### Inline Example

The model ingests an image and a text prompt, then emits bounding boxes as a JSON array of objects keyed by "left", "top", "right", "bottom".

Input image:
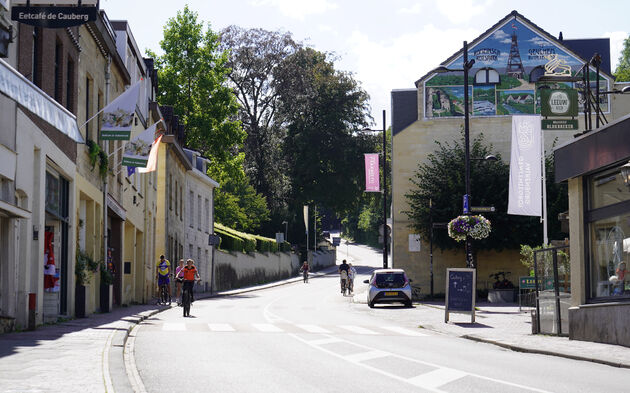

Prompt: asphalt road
[{"left": 131, "top": 244, "right": 630, "bottom": 393}]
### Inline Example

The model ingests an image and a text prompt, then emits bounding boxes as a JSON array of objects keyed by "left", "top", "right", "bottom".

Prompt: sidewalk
[
  {"left": 352, "top": 291, "right": 630, "bottom": 369},
  {"left": 0, "top": 269, "right": 337, "bottom": 393}
]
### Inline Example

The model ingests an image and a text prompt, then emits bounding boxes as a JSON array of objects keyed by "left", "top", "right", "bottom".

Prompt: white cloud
[
  {"left": 398, "top": 3, "right": 423, "bottom": 15},
  {"left": 436, "top": 0, "right": 495, "bottom": 25},
  {"left": 528, "top": 37, "right": 550, "bottom": 47},
  {"left": 249, "top": 0, "right": 338, "bottom": 20},
  {"left": 345, "top": 25, "right": 479, "bottom": 126},
  {"left": 606, "top": 30, "right": 628, "bottom": 72}
]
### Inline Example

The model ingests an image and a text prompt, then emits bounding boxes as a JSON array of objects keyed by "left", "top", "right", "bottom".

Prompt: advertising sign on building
[
  {"left": 364, "top": 153, "right": 380, "bottom": 192},
  {"left": 122, "top": 120, "right": 165, "bottom": 167},
  {"left": 424, "top": 17, "right": 610, "bottom": 119},
  {"left": 100, "top": 81, "right": 141, "bottom": 140},
  {"left": 508, "top": 115, "right": 542, "bottom": 217},
  {"left": 541, "top": 89, "right": 578, "bottom": 117}
]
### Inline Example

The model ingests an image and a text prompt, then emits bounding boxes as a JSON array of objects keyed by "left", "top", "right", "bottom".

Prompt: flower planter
[
  {"left": 75, "top": 284, "right": 86, "bottom": 318},
  {"left": 0, "top": 316, "right": 15, "bottom": 334},
  {"left": 100, "top": 283, "right": 113, "bottom": 313},
  {"left": 448, "top": 215, "right": 491, "bottom": 242}
]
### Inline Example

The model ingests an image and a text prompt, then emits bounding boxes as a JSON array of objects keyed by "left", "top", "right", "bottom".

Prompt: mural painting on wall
[{"left": 424, "top": 18, "right": 609, "bottom": 118}]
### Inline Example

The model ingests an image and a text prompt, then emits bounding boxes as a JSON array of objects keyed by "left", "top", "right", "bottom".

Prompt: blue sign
[
  {"left": 332, "top": 237, "right": 341, "bottom": 246},
  {"left": 462, "top": 194, "right": 470, "bottom": 214}
]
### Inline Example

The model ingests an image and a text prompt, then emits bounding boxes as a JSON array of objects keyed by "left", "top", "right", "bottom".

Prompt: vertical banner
[
  {"left": 508, "top": 115, "right": 542, "bottom": 216},
  {"left": 138, "top": 135, "right": 163, "bottom": 174},
  {"left": 122, "top": 120, "right": 165, "bottom": 167},
  {"left": 100, "top": 81, "right": 141, "bottom": 140},
  {"left": 303, "top": 206, "right": 309, "bottom": 234},
  {"left": 364, "top": 153, "right": 380, "bottom": 192}
]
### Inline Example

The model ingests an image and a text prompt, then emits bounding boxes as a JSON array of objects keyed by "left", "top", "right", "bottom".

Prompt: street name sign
[{"left": 470, "top": 206, "right": 495, "bottom": 213}]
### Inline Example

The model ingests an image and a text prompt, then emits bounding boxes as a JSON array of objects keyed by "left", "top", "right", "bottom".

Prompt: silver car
[{"left": 363, "top": 269, "right": 413, "bottom": 308}]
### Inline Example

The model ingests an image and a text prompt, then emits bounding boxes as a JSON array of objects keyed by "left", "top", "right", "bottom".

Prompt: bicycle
[
  {"left": 411, "top": 284, "right": 422, "bottom": 301},
  {"left": 181, "top": 280, "right": 200, "bottom": 317},
  {"left": 158, "top": 281, "right": 171, "bottom": 306},
  {"left": 301, "top": 269, "right": 309, "bottom": 283},
  {"left": 490, "top": 271, "right": 514, "bottom": 289},
  {"left": 340, "top": 278, "right": 348, "bottom": 296}
]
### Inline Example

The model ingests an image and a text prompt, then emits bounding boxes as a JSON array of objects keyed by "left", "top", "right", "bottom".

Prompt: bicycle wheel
[{"left": 182, "top": 290, "right": 190, "bottom": 317}]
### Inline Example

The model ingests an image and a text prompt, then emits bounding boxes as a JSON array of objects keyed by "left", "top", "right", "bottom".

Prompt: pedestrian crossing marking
[
  {"left": 162, "top": 323, "right": 186, "bottom": 331},
  {"left": 207, "top": 323, "right": 236, "bottom": 332},
  {"left": 252, "top": 323, "right": 284, "bottom": 333},
  {"left": 407, "top": 368, "right": 467, "bottom": 389},
  {"left": 339, "top": 325, "right": 378, "bottom": 335},
  {"left": 381, "top": 326, "right": 427, "bottom": 337},
  {"left": 296, "top": 324, "right": 331, "bottom": 334},
  {"left": 309, "top": 337, "right": 343, "bottom": 345},
  {"left": 344, "top": 350, "right": 389, "bottom": 363}
]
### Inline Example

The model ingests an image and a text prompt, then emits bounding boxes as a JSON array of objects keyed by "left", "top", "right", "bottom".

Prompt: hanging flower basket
[{"left": 448, "top": 215, "right": 491, "bottom": 242}]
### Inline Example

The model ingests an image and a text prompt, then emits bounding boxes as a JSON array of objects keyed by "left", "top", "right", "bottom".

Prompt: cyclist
[
  {"left": 182, "top": 258, "right": 200, "bottom": 303},
  {"left": 174, "top": 259, "right": 185, "bottom": 304},
  {"left": 347, "top": 263, "right": 357, "bottom": 294},
  {"left": 339, "top": 259, "right": 350, "bottom": 294},
  {"left": 300, "top": 260, "right": 310, "bottom": 283},
  {"left": 156, "top": 255, "right": 171, "bottom": 303}
]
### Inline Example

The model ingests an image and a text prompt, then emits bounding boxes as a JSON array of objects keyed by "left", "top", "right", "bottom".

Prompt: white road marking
[
  {"left": 207, "top": 323, "right": 236, "bottom": 332},
  {"left": 162, "top": 323, "right": 186, "bottom": 331},
  {"left": 339, "top": 325, "right": 378, "bottom": 335},
  {"left": 309, "top": 337, "right": 343, "bottom": 345},
  {"left": 381, "top": 326, "right": 427, "bottom": 336},
  {"left": 252, "top": 323, "right": 284, "bottom": 332},
  {"left": 344, "top": 350, "right": 389, "bottom": 363},
  {"left": 296, "top": 324, "right": 331, "bottom": 334},
  {"left": 407, "top": 368, "right": 467, "bottom": 389}
]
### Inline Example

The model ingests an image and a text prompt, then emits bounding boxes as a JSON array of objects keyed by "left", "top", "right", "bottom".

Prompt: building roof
[
  {"left": 561, "top": 38, "right": 611, "bottom": 76},
  {"left": 391, "top": 89, "right": 418, "bottom": 136}
]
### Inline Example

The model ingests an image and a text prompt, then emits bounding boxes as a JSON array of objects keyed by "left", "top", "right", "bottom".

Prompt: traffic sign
[{"left": 470, "top": 206, "right": 496, "bottom": 213}]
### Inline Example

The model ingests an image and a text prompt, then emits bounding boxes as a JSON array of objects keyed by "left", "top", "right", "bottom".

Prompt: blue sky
[{"left": 101, "top": 0, "right": 629, "bottom": 128}]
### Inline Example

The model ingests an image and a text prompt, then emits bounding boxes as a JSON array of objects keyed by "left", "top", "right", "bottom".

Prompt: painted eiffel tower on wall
[{"left": 506, "top": 24, "right": 525, "bottom": 79}]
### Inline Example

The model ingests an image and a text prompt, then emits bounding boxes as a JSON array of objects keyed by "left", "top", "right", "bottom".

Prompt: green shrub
[{"left": 214, "top": 223, "right": 288, "bottom": 254}]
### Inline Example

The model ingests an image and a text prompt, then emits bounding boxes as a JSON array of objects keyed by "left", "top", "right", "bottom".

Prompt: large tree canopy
[
  {"left": 404, "top": 133, "right": 567, "bottom": 252},
  {"left": 148, "top": 6, "right": 268, "bottom": 230},
  {"left": 219, "top": 26, "right": 299, "bottom": 219},
  {"left": 615, "top": 35, "right": 630, "bottom": 82},
  {"left": 275, "top": 48, "right": 373, "bottom": 217}
]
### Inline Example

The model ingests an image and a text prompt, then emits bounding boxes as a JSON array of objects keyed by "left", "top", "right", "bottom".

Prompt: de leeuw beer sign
[
  {"left": 12, "top": 3, "right": 97, "bottom": 28},
  {"left": 541, "top": 88, "right": 578, "bottom": 130}
]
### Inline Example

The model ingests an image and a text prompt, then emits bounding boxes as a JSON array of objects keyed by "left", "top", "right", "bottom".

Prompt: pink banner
[{"left": 364, "top": 153, "right": 380, "bottom": 192}]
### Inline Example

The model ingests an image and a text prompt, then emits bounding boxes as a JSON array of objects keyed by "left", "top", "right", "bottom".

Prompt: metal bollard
[{"left": 28, "top": 293, "right": 37, "bottom": 330}]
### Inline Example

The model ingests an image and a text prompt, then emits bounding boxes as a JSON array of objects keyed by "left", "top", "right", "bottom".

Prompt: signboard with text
[
  {"left": 11, "top": 2, "right": 97, "bottom": 28},
  {"left": 445, "top": 268, "right": 476, "bottom": 323},
  {"left": 541, "top": 89, "right": 578, "bottom": 117}
]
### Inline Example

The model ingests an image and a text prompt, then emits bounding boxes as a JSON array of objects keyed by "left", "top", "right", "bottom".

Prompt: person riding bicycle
[
  {"left": 300, "top": 260, "right": 310, "bottom": 283},
  {"left": 156, "top": 255, "right": 171, "bottom": 302},
  {"left": 347, "top": 263, "right": 357, "bottom": 294},
  {"left": 182, "top": 258, "right": 200, "bottom": 303},
  {"left": 339, "top": 259, "right": 350, "bottom": 294},
  {"left": 174, "top": 259, "right": 185, "bottom": 304}
]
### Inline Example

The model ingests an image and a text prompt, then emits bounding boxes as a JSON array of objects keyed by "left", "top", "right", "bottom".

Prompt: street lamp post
[
  {"left": 433, "top": 41, "right": 476, "bottom": 268},
  {"left": 282, "top": 221, "right": 288, "bottom": 243}
]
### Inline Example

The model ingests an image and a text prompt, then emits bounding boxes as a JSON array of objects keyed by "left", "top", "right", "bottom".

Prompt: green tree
[
  {"left": 615, "top": 36, "right": 630, "bottom": 82},
  {"left": 403, "top": 133, "right": 567, "bottom": 252},
  {"left": 148, "top": 6, "right": 268, "bottom": 230},
  {"left": 275, "top": 48, "right": 373, "bottom": 223}
]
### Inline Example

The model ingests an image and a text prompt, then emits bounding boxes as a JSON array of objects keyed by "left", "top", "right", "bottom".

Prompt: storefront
[{"left": 555, "top": 113, "right": 630, "bottom": 346}]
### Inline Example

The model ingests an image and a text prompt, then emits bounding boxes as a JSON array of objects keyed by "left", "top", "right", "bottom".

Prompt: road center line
[
  {"left": 339, "top": 325, "right": 378, "bottom": 335},
  {"left": 407, "top": 368, "right": 467, "bottom": 389},
  {"left": 296, "top": 324, "right": 331, "bottom": 334}
]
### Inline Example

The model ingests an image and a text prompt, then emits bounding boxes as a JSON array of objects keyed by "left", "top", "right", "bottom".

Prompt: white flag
[
  {"left": 138, "top": 135, "right": 163, "bottom": 174},
  {"left": 508, "top": 115, "right": 542, "bottom": 217},
  {"left": 100, "top": 81, "right": 141, "bottom": 140}
]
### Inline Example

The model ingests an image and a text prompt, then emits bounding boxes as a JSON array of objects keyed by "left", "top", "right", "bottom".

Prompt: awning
[{"left": 0, "top": 58, "right": 84, "bottom": 143}]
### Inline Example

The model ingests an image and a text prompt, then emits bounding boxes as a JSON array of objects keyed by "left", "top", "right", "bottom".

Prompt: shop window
[{"left": 587, "top": 163, "right": 630, "bottom": 301}]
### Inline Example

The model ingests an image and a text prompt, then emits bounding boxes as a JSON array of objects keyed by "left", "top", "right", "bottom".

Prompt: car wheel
[
  {"left": 404, "top": 300, "right": 413, "bottom": 308},
  {"left": 368, "top": 300, "right": 375, "bottom": 308}
]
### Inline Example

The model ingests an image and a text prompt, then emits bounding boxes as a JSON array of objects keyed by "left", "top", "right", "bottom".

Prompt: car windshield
[{"left": 374, "top": 273, "right": 406, "bottom": 288}]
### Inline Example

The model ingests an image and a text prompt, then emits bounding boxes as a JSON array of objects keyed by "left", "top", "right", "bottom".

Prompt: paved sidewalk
[
  {"left": 0, "top": 268, "right": 337, "bottom": 393},
  {"left": 352, "top": 291, "right": 630, "bottom": 369}
]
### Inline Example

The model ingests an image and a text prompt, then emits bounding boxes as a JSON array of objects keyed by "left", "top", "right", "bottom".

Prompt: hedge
[{"left": 214, "top": 223, "right": 289, "bottom": 253}]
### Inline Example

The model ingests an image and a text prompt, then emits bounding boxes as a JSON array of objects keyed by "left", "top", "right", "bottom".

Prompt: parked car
[{"left": 363, "top": 269, "right": 412, "bottom": 308}]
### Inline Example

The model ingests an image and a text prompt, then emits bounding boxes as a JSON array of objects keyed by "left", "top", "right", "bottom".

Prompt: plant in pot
[
  {"left": 447, "top": 215, "right": 491, "bottom": 242},
  {"left": 99, "top": 262, "right": 114, "bottom": 312},
  {"left": 75, "top": 250, "right": 99, "bottom": 318}
]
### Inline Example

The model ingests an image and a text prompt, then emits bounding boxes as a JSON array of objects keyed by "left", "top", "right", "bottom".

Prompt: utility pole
[{"left": 382, "top": 110, "right": 388, "bottom": 269}]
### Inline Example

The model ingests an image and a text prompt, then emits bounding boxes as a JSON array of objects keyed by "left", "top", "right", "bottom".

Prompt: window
[
  {"left": 54, "top": 42, "right": 62, "bottom": 102},
  {"left": 586, "top": 163, "right": 630, "bottom": 301},
  {"left": 32, "top": 27, "right": 41, "bottom": 87},
  {"left": 180, "top": 185, "right": 183, "bottom": 219},
  {"left": 474, "top": 68, "right": 500, "bottom": 85},
  {"left": 188, "top": 244, "right": 193, "bottom": 260},
  {"left": 205, "top": 198, "right": 210, "bottom": 233},
  {"left": 197, "top": 195, "right": 201, "bottom": 230},
  {"left": 97, "top": 90, "right": 103, "bottom": 138},
  {"left": 85, "top": 76, "right": 92, "bottom": 139},
  {"left": 189, "top": 191, "right": 194, "bottom": 227},
  {"left": 169, "top": 175, "right": 173, "bottom": 210},
  {"left": 66, "top": 58, "right": 74, "bottom": 113},
  {"left": 175, "top": 181, "right": 178, "bottom": 216}
]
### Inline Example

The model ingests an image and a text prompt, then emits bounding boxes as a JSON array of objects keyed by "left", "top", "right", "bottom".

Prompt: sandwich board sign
[{"left": 445, "top": 268, "right": 476, "bottom": 323}]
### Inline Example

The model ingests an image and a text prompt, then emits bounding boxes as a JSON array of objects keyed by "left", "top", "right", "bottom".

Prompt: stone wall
[{"left": 569, "top": 303, "right": 630, "bottom": 347}]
